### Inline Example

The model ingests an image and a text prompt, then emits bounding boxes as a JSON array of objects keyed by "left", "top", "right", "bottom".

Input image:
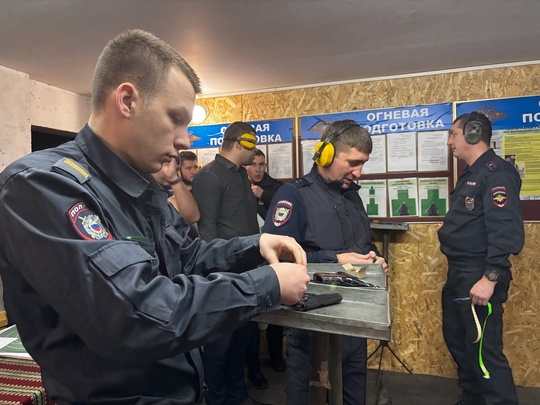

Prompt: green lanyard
[{"left": 471, "top": 301, "right": 493, "bottom": 379}]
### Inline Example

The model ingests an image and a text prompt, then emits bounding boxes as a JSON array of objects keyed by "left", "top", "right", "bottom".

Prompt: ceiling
[{"left": 1, "top": 0, "right": 540, "bottom": 98}]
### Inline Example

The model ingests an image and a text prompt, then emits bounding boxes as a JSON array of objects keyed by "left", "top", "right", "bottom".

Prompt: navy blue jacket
[
  {"left": 438, "top": 149, "right": 524, "bottom": 276},
  {"left": 0, "top": 125, "right": 281, "bottom": 404},
  {"left": 263, "top": 167, "right": 380, "bottom": 263}
]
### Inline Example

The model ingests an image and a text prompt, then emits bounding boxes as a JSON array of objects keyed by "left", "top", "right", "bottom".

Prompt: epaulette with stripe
[
  {"left": 485, "top": 161, "right": 498, "bottom": 172},
  {"left": 52, "top": 158, "right": 91, "bottom": 184}
]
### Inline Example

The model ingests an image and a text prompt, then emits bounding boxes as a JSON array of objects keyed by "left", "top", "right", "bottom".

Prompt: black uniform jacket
[
  {"left": 263, "top": 166, "right": 380, "bottom": 263},
  {"left": 253, "top": 172, "right": 284, "bottom": 219},
  {"left": 0, "top": 125, "right": 281, "bottom": 404},
  {"left": 438, "top": 149, "right": 524, "bottom": 275}
]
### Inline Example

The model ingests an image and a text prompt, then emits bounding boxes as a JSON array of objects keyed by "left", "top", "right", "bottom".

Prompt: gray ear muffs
[{"left": 463, "top": 112, "right": 483, "bottom": 144}]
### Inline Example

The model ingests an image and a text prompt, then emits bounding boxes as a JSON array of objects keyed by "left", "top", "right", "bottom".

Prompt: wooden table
[{"left": 254, "top": 263, "right": 391, "bottom": 405}]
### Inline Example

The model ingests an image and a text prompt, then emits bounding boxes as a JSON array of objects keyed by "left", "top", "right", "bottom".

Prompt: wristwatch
[{"left": 484, "top": 270, "right": 500, "bottom": 282}]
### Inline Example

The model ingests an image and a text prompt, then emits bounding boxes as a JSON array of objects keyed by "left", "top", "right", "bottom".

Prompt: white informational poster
[
  {"left": 358, "top": 179, "right": 387, "bottom": 218},
  {"left": 363, "top": 134, "right": 387, "bottom": 174},
  {"left": 302, "top": 139, "right": 319, "bottom": 176},
  {"left": 268, "top": 143, "right": 293, "bottom": 179},
  {"left": 388, "top": 178, "right": 418, "bottom": 217},
  {"left": 418, "top": 177, "right": 449, "bottom": 217},
  {"left": 387, "top": 132, "right": 417, "bottom": 172},
  {"left": 196, "top": 147, "right": 219, "bottom": 168},
  {"left": 417, "top": 131, "right": 449, "bottom": 172}
]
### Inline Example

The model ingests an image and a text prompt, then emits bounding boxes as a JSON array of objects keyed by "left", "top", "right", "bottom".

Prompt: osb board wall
[
  {"left": 197, "top": 64, "right": 540, "bottom": 387},
  {"left": 370, "top": 224, "right": 539, "bottom": 388}
]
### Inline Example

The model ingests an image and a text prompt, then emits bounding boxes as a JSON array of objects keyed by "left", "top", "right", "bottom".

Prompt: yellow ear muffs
[
  {"left": 313, "top": 141, "right": 336, "bottom": 167},
  {"left": 312, "top": 123, "right": 360, "bottom": 167},
  {"left": 237, "top": 133, "right": 257, "bottom": 150}
]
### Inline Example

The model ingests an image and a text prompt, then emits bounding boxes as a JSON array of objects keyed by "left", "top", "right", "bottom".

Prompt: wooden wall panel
[{"left": 199, "top": 64, "right": 540, "bottom": 387}]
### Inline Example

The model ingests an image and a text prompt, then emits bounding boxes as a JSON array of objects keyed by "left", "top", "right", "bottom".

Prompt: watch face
[{"left": 486, "top": 271, "right": 499, "bottom": 282}]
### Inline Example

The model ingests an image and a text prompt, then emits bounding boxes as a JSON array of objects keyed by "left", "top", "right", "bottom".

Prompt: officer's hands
[
  {"left": 336, "top": 251, "right": 389, "bottom": 274},
  {"left": 470, "top": 277, "right": 496, "bottom": 306},
  {"left": 270, "top": 262, "right": 309, "bottom": 305},
  {"left": 259, "top": 233, "right": 307, "bottom": 266}
]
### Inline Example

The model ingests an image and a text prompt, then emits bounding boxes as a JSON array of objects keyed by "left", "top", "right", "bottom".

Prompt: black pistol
[
  {"left": 313, "top": 271, "right": 379, "bottom": 288},
  {"left": 289, "top": 292, "right": 342, "bottom": 312}
]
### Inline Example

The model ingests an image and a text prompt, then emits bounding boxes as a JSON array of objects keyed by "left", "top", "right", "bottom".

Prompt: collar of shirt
[
  {"left": 311, "top": 166, "right": 360, "bottom": 193},
  {"left": 215, "top": 153, "right": 245, "bottom": 173},
  {"left": 465, "top": 148, "right": 497, "bottom": 175},
  {"left": 75, "top": 124, "right": 151, "bottom": 198}
]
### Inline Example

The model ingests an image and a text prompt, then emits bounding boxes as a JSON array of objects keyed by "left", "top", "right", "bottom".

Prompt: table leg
[
  {"left": 328, "top": 333, "right": 343, "bottom": 405},
  {"left": 309, "top": 332, "right": 344, "bottom": 405},
  {"left": 309, "top": 331, "right": 329, "bottom": 404}
]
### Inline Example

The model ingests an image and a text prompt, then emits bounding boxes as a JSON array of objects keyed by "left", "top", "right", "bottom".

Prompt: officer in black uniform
[
  {"left": 263, "top": 120, "right": 388, "bottom": 405},
  {"left": 438, "top": 112, "right": 524, "bottom": 405},
  {"left": 0, "top": 29, "right": 310, "bottom": 404}
]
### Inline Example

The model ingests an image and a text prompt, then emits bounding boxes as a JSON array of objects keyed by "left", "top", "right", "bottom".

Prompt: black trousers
[
  {"left": 442, "top": 268, "right": 517, "bottom": 405},
  {"left": 246, "top": 323, "right": 284, "bottom": 372},
  {"left": 203, "top": 322, "right": 255, "bottom": 405},
  {"left": 284, "top": 327, "right": 367, "bottom": 405}
]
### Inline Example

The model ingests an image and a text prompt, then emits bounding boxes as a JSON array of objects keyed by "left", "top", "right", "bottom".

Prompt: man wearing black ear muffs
[
  {"left": 263, "top": 119, "right": 388, "bottom": 405},
  {"left": 439, "top": 112, "right": 524, "bottom": 405}
]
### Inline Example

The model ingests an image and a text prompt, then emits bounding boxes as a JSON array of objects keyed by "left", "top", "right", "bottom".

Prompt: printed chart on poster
[
  {"left": 456, "top": 95, "right": 540, "bottom": 220},
  {"left": 358, "top": 180, "right": 388, "bottom": 218},
  {"left": 299, "top": 103, "right": 453, "bottom": 221}
]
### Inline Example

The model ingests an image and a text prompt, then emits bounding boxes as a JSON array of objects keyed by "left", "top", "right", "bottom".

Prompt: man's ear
[{"left": 116, "top": 83, "right": 138, "bottom": 118}]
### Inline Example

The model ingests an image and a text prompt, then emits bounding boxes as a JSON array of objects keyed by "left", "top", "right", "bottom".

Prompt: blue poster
[
  {"left": 456, "top": 95, "right": 540, "bottom": 130},
  {"left": 188, "top": 119, "right": 293, "bottom": 149},
  {"left": 300, "top": 103, "right": 452, "bottom": 140}
]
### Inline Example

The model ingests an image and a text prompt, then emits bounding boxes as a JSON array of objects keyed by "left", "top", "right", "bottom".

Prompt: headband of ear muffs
[
  {"left": 236, "top": 133, "right": 257, "bottom": 149},
  {"left": 463, "top": 112, "right": 484, "bottom": 144},
  {"left": 312, "top": 123, "right": 360, "bottom": 167}
]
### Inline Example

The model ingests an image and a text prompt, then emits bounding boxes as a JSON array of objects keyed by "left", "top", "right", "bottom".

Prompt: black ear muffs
[
  {"left": 463, "top": 112, "right": 484, "bottom": 144},
  {"left": 312, "top": 123, "right": 359, "bottom": 167},
  {"left": 237, "top": 133, "right": 257, "bottom": 149}
]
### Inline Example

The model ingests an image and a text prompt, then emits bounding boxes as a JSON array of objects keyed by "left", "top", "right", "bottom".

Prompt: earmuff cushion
[
  {"left": 236, "top": 134, "right": 257, "bottom": 149},
  {"left": 463, "top": 120, "right": 483, "bottom": 144},
  {"left": 312, "top": 123, "right": 360, "bottom": 167},
  {"left": 313, "top": 141, "right": 336, "bottom": 167},
  {"left": 237, "top": 133, "right": 257, "bottom": 149}
]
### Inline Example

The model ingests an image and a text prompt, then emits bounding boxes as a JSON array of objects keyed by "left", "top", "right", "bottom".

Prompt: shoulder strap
[
  {"left": 290, "top": 178, "right": 310, "bottom": 188},
  {"left": 52, "top": 158, "right": 91, "bottom": 184}
]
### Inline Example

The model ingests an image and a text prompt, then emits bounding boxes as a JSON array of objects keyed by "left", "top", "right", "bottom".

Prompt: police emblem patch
[
  {"left": 465, "top": 196, "right": 475, "bottom": 211},
  {"left": 491, "top": 186, "right": 508, "bottom": 208},
  {"left": 272, "top": 200, "right": 293, "bottom": 227},
  {"left": 68, "top": 202, "right": 113, "bottom": 240}
]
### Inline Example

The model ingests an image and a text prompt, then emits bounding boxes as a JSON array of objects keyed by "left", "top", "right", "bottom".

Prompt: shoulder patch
[
  {"left": 491, "top": 186, "right": 508, "bottom": 208},
  {"left": 272, "top": 200, "right": 293, "bottom": 227},
  {"left": 68, "top": 202, "right": 113, "bottom": 240},
  {"left": 485, "top": 161, "right": 498, "bottom": 172},
  {"left": 290, "top": 178, "right": 309, "bottom": 188},
  {"left": 53, "top": 158, "right": 91, "bottom": 184}
]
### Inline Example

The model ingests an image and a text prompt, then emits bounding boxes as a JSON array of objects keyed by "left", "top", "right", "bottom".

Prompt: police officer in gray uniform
[
  {"left": 263, "top": 120, "right": 388, "bottom": 405},
  {"left": 0, "top": 29, "right": 309, "bottom": 404},
  {"left": 438, "top": 112, "right": 524, "bottom": 405}
]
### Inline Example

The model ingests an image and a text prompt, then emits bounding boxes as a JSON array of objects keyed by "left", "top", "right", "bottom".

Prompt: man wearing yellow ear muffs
[
  {"left": 192, "top": 121, "right": 263, "bottom": 405},
  {"left": 263, "top": 119, "right": 388, "bottom": 405}
]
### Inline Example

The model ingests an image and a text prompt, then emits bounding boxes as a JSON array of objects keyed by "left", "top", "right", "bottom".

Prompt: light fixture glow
[{"left": 191, "top": 104, "right": 208, "bottom": 124}]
